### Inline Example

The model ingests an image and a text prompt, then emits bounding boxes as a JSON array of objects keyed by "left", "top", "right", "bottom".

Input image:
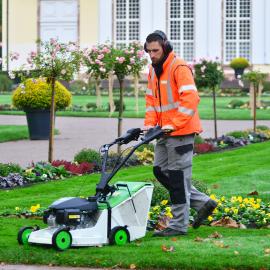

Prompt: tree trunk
[
  {"left": 95, "top": 78, "right": 102, "bottom": 109},
  {"left": 257, "top": 82, "right": 263, "bottom": 108},
  {"left": 212, "top": 87, "right": 218, "bottom": 140},
  {"left": 117, "top": 76, "right": 124, "bottom": 154},
  {"left": 249, "top": 84, "right": 255, "bottom": 117},
  {"left": 253, "top": 83, "right": 257, "bottom": 132},
  {"left": 48, "top": 77, "right": 56, "bottom": 163},
  {"left": 134, "top": 74, "right": 139, "bottom": 114},
  {"left": 108, "top": 71, "right": 115, "bottom": 116}
]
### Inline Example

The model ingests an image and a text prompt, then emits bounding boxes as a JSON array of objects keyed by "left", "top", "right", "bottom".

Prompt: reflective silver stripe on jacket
[
  {"left": 146, "top": 102, "right": 179, "bottom": 112},
  {"left": 179, "top": 84, "right": 197, "bottom": 93},
  {"left": 178, "top": 106, "right": 195, "bottom": 116},
  {"left": 166, "top": 57, "right": 177, "bottom": 104},
  {"left": 145, "top": 88, "right": 153, "bottom": 96}
]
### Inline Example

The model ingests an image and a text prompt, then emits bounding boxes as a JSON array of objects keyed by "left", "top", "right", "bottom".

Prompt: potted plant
[
  {"left": 229, "top": 57, "right": 249, "bottom": 79},
  {"left": 12, "top": 78, "right": 71, "bottom": 139}
]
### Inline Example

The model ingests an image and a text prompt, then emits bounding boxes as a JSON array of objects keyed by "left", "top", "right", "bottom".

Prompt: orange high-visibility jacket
[{"left": 144, "top": 52, "right": 202, "bottom": 136}]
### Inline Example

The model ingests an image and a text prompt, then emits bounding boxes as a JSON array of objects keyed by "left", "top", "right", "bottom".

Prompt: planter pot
[
  {"left": 234, "top": 68, "right": 245, "bottom": 79},
  {"left": 25, "top": 109, "right": 51, "bottom": 140}
]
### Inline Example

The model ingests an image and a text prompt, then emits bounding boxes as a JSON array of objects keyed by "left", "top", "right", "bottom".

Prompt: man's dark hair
[{"left": 145, "top": 33, "right": 164, "bottom": 47}]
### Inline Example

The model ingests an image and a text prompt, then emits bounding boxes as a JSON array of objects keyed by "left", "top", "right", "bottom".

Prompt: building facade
[{"left": 2, "top": 0, "right": 270, "bottom": 71}]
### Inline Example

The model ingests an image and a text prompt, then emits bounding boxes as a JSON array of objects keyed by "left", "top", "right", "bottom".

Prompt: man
[{"left": 144, "top": 30, "right": 217, "bottom": 237}]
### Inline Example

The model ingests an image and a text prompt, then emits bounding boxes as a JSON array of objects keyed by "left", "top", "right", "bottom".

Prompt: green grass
[
  {"left": 1, "top": 94, "right": 270, "bottom": 119},
  {"left": 0, "top": 125, "right": 29, "bottom": 142},
  {"left": 0, "top": 142, "right": 270, "bottom": 269}
]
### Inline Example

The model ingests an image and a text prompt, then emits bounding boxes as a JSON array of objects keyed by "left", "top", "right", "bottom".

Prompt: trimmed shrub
[
  {"left": 226, "top": 130, "right": 249, "bottom": 139},
  {"left": 194, "top": 134, "right": 205, "bottom": 144},
  {"left": 74, "top": 148, "right": 102, "bottom": 166},
  {"left": 229, "top": 57, "right": 249, "bottom": 69},
  {"left": 12, "top": 78, "right": 72, "bottom": 110}
]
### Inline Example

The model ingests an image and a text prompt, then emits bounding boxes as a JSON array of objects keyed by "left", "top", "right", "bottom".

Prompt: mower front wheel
[
  {"left": 109, "top": 226, "right": 130, "bottom": 246},
  {"left": 17, "top": 226, "right": 34, "bottom": 245},
  {"left": 52, "top": 228, "right": 72, "bottom": 251}
]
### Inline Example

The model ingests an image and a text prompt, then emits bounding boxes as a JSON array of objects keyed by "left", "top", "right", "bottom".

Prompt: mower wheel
[
  {"left": 52, "top": 228, "right": 72, "bottom": 251},
  {"left": 17, "top": 226, "right": 34, "bottom": 245},
  {"left": 109, "top": 226, "right": 130, "bottom": 246}
]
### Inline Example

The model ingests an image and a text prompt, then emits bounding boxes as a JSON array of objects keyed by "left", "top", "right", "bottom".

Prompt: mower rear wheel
[
  {"left": 52, "top": 228, "right": 72, "bottom": 251},
  {"left": 17, "top": 226, "right": 34, "bottom": 245},
  {"left": 109, "top": 226, "right": 130, "bottom": 246}
]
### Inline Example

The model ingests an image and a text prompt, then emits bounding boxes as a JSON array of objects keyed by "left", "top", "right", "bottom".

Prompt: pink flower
[
  {"left": 95, "top": 59, "right": 101, "bottom": 64},
  {"left": 137, "top": 50, "right": 144, "bottom": 58},
  {"left": 102, "top": 47, "right": 111, "bottom": 54},
  {"left": 50, "top": 38, "right": 57, "bottom": 45},
  {"left": 116, "top": 57, "right": 125, "bottom": 64},
  {"left": 130, "top": 57, "right": 135, "bottom": 64},
  {"left": 97, "top": 54, "right": 104, "bottom": 60}
]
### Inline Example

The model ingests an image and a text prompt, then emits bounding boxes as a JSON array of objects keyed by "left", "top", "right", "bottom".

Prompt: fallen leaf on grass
[
  {"left": 130, "top": 263, "right": 136, "bottom": 269},
  {"left": 213, "top": 240, "right": 229, "bottom": 249},
  {"left": 211, "top": 184, "right": 220, "bottom": 189},
  {"left": 265, "top": 248, "right": 270, "bottom": 254},
  {"left": 161, "top": 245, "right": 175, "bottom": 252},
  {"left": 211, "top": 217, "right": 239, "bottom": 228},
  {"left": 208, "top": 231, "right": 223, "bottom": 239},
  {"left": 171, "top": 237, "right": 178, "bottom": 242},
  {"left": 234, "top": 251, "right": 239, "bottom": 255},
  {"left": 194, "top": 237, "right": 204, "bottom": 242},
  {"left": 247, "top": 190, "right": 259, "bottom": 196},
  {"left": 112, "top": 263, "right": 122, "bottom": 269}
]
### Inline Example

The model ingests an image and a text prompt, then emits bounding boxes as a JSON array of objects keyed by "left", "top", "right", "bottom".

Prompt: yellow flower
[
  {"left": 165, "top": 207, "right": 171, "bottom": 212},
  {"left": 30, "top": 205, "right": 38, "bottom": 213},
  {"left": 165, "top": 212, "right": 173, "bottom": 218},
  {"left": 237, "top": 196, "right": 243, "bottom": 203},
  {"left": 253, "top": 203, "right": 260, "bottom": 209},
  {"left": 233, "top": 208, "right": 238, "bottom": 215},
  {"left": 231, "top": 196, "right": 237, "bottom": 203},
  {"left": 239, "top": 203, "right": 245, "bottom": 208},
  {"left": 221, "top": 196, "right": 226, "bottom": 202},
  {"left": 208, "top": 216, "right": 213, "bottom": 222},
  {"left": 161, "top": 200, "right": 168, "bottom": 206},
  {"left": 213, "top": 208, "right": 219, "bottom": 214},
  {"left": 153, "top": 206, "right": 160, "bottom": 211},
  {"left": 210, "top": 194, "right": 217, "bottom": 201},
  {"left": 225, "top": 207, "right": 230, "bottom": 213},
  {"left": 15, "top": 207, "right": 20, "bottom": 211},
  {"left": 256, "top": 198, "right": 262, "bottom": 204},
  {"left": 243, "top": 198, "right": 249, "bottom": 204},
  {"left": 36, "top": 204, "right": 40, "bottom": 209}
]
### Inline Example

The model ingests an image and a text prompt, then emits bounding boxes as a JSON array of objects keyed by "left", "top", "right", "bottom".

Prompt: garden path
[{"left": 0, "top": 115, "right": 269, "bottom": 167}]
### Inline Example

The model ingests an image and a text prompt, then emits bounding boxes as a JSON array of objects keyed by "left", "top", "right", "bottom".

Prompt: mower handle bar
[{"left": 95, "top": 126, "right": 165, "bottom": 197}]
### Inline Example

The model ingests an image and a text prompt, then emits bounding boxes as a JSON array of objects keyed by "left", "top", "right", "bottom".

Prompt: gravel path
[{"left": 0, "top": 115, "right": 269, "bottom": 167}]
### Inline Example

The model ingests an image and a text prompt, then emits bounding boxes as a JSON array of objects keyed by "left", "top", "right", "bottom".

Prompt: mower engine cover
[{"left": 43, "top": 197, "right": 98, "bottom": 226}]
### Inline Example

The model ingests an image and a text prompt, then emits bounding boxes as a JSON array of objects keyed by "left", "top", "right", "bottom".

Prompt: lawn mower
[{"left": 17, "top": 126, "right": 164, "bottom": 250}]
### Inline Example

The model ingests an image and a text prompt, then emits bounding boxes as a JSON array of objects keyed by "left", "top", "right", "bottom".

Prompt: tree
[
  {"left": 194, "top": 58, "right": 224, "bottom": 139},
  {"left": 82, "top": 44, "right": 113, "bottom": 110},
  {"left": 12, "top": 39, "right": 82, "bottom": 162},
  {"left": 243, "top": 71, "right": 268, "bottom": 132}
]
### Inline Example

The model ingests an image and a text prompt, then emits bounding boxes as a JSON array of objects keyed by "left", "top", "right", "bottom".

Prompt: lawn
[
  {"left": 0, "top": 125, "right": 29, "bottom": 142},
  {"left": 0, "top": 141, "right": 269, "bottom": 269},
  {"left": 1, "top": 94, "right": 270, "bottom": 120}
]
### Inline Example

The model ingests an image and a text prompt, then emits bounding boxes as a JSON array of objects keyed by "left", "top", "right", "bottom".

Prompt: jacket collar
[{"left": 162, "top": 51, "right": 176, "bottom": 70}]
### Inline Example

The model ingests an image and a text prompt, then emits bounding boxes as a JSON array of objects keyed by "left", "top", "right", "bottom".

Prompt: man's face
[{"left": 146, "top": 41, "right": 164, "bottom": 65}]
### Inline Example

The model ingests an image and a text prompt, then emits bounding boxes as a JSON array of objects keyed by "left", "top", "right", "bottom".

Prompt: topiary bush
[
  {"left": 74, "top": 148, "right": 102, "bottom": 166},
  {"left": 229, "top": 57, "right": 249, "bottom": 69},
  {"left": 12, "top": 78, "right": 72, "bottom": 110}
]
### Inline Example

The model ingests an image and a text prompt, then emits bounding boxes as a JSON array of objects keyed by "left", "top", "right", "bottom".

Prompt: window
[
  {"left": 224, "top": 0, "right": 251, "bottom": 62},
  {"left": 115, "top": 0, "right": 140, "bottom": 47},
  {"left": 168, "top": 0, "right": 194, "bottom": 61}
]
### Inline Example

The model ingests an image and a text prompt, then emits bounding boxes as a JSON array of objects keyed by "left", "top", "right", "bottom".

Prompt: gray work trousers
[{"left": 154, "top": 135, "right": 210, "bottom": 232}]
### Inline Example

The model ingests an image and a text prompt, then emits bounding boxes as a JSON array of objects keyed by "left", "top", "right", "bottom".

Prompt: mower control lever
[{"left": 114, "top": 128, "right": 142, "bottom": 145}]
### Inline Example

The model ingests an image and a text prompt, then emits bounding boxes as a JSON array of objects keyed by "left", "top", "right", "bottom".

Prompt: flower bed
[{"left": 148, "top": 195, "right": 270, "bottom": 230}]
